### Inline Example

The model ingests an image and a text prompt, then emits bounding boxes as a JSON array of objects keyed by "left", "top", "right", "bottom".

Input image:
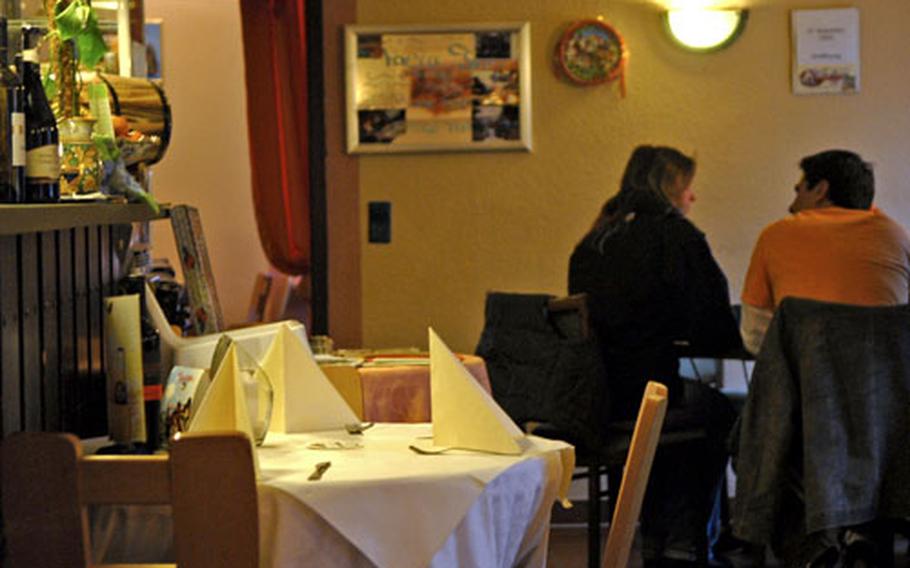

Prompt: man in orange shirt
[{"left": 741, "top": 149, "right": 910, "bottom": 354}]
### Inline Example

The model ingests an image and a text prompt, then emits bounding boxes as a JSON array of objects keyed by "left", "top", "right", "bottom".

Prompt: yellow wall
[
  {"left": 356, "top": 0, "right": 910, "bottom": 352},
  {"left": 146, "top": 0, "right": 271, "bottom": 326},
  {"left": 135, "top": 0, "right": 910, "bottom": 352}
]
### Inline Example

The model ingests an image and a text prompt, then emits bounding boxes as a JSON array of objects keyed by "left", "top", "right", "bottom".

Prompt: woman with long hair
[{"left": 569, "top": 145, "right": 741, "bottom": 567}]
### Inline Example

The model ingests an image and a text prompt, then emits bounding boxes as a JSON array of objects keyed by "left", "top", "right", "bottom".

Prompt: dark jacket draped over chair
[
  {"left": 475, "top": 292, "right": 609, "bottom": 451},
  {"left": 733, "top": 297, "right": 910, "bottom": 545}
]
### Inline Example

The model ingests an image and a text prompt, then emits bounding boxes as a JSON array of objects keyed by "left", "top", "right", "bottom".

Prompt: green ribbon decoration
[{"left": 55, "top": 0, "right": 107, "bottom": 69}]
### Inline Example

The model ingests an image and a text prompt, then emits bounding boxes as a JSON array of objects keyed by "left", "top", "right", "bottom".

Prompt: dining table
[
  {"left": 320, "top": 353, "right": 491, "bottom": 422},
  {"left": 90, "top": 423, "right": 574, "bottom": 568}
]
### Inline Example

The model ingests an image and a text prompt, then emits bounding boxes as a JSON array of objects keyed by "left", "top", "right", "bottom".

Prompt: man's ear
[{"left": 811, "top": 179, "right": 830, "bottom": 204}]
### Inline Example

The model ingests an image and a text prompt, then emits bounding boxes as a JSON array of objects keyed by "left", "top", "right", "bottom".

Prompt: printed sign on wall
[{"left": 791, "top": 8, "right": 860, "bottom": 95}]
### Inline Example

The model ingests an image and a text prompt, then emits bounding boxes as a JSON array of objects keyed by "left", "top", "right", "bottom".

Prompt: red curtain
[{"left": 239, "top": 0, "right": 310, "bottom": 275}]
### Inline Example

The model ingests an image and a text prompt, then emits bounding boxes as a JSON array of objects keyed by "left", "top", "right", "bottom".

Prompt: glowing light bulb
[{"left": 665, "top": 9, "right": 747, "bottom": 51}]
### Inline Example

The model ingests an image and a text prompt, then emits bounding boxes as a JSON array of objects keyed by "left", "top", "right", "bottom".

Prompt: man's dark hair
[{"left": 800, "top": 149, "right": 874, "bottom": 209}]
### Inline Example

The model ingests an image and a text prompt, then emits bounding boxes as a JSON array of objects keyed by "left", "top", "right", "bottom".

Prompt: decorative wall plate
[{"left": 556, "top": 19, "right": 626, "bottom": 87}]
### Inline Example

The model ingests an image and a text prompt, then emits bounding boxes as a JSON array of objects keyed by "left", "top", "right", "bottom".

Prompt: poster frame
[{"left": 344, "top": 22, "right": 532, "bottom": 154}]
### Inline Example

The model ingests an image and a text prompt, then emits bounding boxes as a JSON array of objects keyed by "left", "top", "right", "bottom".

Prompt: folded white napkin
[
  {"left": 188, "top": 343, "right": 259, "bottom": 472},
  {"left": 429, "top": 328, "right": 525, "bottom": 455},
  {"left": 188, "top": 343, "right": 255, "bottom": 440},
  {"left": 261, "top": 324, "right": 358, "bottom": 433}
]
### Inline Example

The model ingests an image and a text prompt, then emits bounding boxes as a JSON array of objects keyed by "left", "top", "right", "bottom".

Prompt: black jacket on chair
[{"left": 475, "top": 292, "right": 609, "bottom": 452}]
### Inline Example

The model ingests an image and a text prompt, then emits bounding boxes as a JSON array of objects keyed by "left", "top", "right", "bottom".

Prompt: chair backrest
[
  {"left": 246, "top": 271, "right": 275, "bottom": 323},
  {"left": 475, "top": 291, "right": 608, "bottom": 450},
  {"left": 602, "top": 381, "right": 669, "bottom": 568},
  {"left": 734, "top": 297, "right": 910, "bottom": 545},
  {"left": 547, "top": 293, "right": 593, "bottom": 340},
  {"left": 244, "top": 271, "right": 310, "bottom": 328},
  {"left": 1, "top": 431, "right": 258, "bottom": 568}
]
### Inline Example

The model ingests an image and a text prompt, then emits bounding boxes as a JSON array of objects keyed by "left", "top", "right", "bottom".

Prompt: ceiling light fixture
[{"left": 664, "top": 8, "right": 748, "bottom": 52}]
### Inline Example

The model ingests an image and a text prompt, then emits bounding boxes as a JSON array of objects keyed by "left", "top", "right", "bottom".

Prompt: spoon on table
[
  {"left": 407, "top": 444, "right": 453, "bottom": 455},
  {"left": 344, "top": 422, "right": 375, "bottom": 435}
]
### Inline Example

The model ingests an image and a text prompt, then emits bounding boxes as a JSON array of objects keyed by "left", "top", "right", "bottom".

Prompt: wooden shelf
[{"left": 0, "top": 202, "right": 169, "bottom": 236}]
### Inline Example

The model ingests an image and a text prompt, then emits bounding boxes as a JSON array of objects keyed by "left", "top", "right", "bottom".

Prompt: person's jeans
[{"left": 707, "top": 478, "right": 724, "bottom": 562}]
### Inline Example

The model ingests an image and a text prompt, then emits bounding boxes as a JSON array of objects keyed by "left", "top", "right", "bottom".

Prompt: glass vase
[{"left": 234, "top": 344, "right": 274, "bottom": 446}]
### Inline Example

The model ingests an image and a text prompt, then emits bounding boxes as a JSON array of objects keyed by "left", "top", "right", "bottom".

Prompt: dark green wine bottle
[
  {"left": 21, "top": 26, "right": 59, "bottom": 203},
  {"left": 0, "top": 17, "right": 26, "bottom": 203}
]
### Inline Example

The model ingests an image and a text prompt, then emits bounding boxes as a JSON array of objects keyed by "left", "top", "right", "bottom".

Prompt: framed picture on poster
[{"left": 344, "top": 22, "right": 532, "bottom": 154}]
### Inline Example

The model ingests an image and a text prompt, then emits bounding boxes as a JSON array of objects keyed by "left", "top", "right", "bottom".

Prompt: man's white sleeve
[{"left": 740, "top": 303, "right": 774, "bottom": 356}]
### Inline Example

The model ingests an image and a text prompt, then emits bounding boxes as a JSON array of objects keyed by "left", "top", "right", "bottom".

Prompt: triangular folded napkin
[
  {"left": 188, "top": 344, "right": 255, "bottom": 438},
  {"left": 188, "top": 343, "right": 258, "bottom": 471},
  {"left": 429, "top": 328, "right": 525, "bottom": 455},
  {"left": 261, "top": 324, "right": 358, "bottom": 433}
]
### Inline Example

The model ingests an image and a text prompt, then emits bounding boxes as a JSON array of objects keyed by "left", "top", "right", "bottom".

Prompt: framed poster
[
  {"left": 345, "top": 22, "right": 532, "bottom": 154},
  {"left": 791, "top": 8, "right": 860, "bottom": 95},
  {"left": 144, "top": 20, "right": 164, "bottom": 80}
]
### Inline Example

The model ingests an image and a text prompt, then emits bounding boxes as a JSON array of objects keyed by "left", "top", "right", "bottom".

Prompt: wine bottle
[
  {"left": 0, "top": 17, "right": 26, "bottom": 203},
  {"left": 20, "top": 27, "right": 59, "bottom": 203}
]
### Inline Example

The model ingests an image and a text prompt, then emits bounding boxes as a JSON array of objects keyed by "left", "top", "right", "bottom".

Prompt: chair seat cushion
[{"left": 531, "top": 407, "right": 707, "bottom": 464}]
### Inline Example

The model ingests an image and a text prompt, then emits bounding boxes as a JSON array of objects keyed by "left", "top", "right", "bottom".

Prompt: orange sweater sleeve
[{"left": 742, "top": 229, "right": 774, "bottom": 309}]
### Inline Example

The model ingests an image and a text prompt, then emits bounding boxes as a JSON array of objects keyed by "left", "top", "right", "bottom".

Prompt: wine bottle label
[
  {"left": 26, "top": 144, "right": 61, "bottom": 180},
  {"left": 11, "top": 112, "right": 25, "bottom": 167}
]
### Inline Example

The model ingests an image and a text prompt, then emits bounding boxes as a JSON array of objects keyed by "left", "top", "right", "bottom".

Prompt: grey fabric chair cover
[{"left": 733, "top": 297, "right": 910, "bottom": 545}]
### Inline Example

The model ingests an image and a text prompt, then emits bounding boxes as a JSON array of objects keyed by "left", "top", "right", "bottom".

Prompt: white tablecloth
[{"left": 92, "top": 424, "right": 573, "bottom": 568}]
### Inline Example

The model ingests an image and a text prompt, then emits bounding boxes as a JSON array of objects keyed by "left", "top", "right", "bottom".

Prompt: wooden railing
[{"left": 0, "top": 203, "right": 166, "bottom": 437}]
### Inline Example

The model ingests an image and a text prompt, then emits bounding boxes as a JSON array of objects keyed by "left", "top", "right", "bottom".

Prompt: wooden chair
[
  {"left": 245, "top": 271, "right": 275, "bottom": 323},
  {"left": 477, "top": 291, "right": 707, "bottom": 568},
  {"left": 242, "top": 270, "right": 311, "bottom": 328},
  {"left": 549, "top": 294, "right": 707, "bottom": 568},
  {"left": 602, "top": 381, "right": 668, "bottom": 568},
  {"left": 1, "top": 431, "right": 258, "bottom": 568}
]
